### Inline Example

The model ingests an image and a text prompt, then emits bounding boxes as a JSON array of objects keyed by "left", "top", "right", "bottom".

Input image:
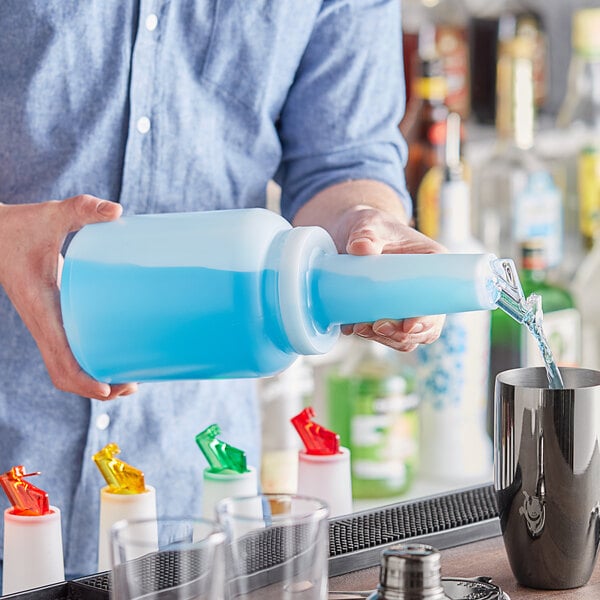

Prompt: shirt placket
[{"left": 119, "top": 0, "right": 166, "bottom": 214}]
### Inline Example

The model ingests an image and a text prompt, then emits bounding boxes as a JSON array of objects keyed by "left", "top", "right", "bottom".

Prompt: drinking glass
[
  {"left": 111, "top": 516, "right": 226, "bottom": 600},
  {"left": 215, "top": 494, "right": 329, "bottom": 599}
]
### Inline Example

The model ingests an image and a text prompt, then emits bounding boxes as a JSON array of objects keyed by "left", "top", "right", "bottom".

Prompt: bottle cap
[
  {"left": 521, "top": 239, "right": 548, "bottom": 271},
  {"left": 291, "top": 407, "right": 340, "bottom": 455},
  {"left": 92, "top": 443, "right": 146, "bottom": 494},
  {"left": 572, "top": 9, "right": 600, "bottom": 58},
  {"left": 377, "top": 543, "right": 446, "bottom": 599},
  {"left": 0, "top": 466, "right": 51, "bottom": 516},
  {"left": 195, "top": 424, "right": 249, "bottom": 474},
  {"left": 499, "top": 35, "right": 535, "bottom": 61}
]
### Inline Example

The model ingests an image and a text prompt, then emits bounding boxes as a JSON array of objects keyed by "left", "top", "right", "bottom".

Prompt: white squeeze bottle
[
  {"left": 60, "top": 207, "right": 508, "bottom": 383},
  {"left": 416, "top": 114, "right": 493, "bottom": 484}
]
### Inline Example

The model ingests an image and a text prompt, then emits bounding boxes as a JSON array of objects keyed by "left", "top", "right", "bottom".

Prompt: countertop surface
[{"left": 329, "top": 535, "right": 600, "bottom": 599}]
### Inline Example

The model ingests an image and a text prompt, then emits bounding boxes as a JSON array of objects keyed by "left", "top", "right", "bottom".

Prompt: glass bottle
[
  {"left": 554, "top": 8, "right": 600, "bottom": 277},
  {"left": 568, "top": 7, "right": 600, "bottom": 368},
  {"left": 402, "top": 0, "right": 471, "bottom": 119},
  {"left": 416, "top": 113, "right": 492, "bottom": 485},
  {"left": 489, "top": 240, "right": 581, "bottom": 407},
  {"left": 468, "top": 1, "right": 547, "bottom": 124},
  {"left": 474, "top": 35, "right": 563, "bottom": 273},
  {"left": 572, "top": 236, "right": 600, "bottom": 371},
  {"left": 326, "top": 338, "right": 419, "bottom": 499},
  {"left": 400, "top": 53, "right": 448, "bottom": 232}
]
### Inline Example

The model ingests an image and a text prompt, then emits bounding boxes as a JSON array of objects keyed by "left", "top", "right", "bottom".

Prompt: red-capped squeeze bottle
[{"left": 291, "top": 407, "right": 353, "bottom": 517}]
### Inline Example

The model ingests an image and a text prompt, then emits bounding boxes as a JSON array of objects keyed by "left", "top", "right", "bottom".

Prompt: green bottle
[
  {"left": 489, "top": 240, "right": 581, "bottom": 402},
  {"left": 326, "top": 338, "right": 419, "bottom": 499}
]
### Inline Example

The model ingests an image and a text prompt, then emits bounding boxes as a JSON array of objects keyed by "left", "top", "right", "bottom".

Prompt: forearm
[{"left": 292, "top": 179, "right": 410, "bottom": 252}]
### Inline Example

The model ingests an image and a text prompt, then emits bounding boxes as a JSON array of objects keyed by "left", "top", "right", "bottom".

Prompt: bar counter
[
  {"left": 2, "top": 484, "right": 599, "bottom": 600},
  {"left": 329, "top": 535, "right": 600, "bottom": 599}
]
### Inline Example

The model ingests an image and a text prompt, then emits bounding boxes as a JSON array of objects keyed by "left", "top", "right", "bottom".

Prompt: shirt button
[
  {"left": 145, "top": 13, "right": 158, "bottom": 32},
  {"left": 96, "top": 413, "right": 111, "bottom": 431},
  {"left": 137, "top": 116, "right": 151, "bottom": 134}
]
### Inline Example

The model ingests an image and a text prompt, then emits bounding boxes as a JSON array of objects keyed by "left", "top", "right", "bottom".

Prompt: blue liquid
[
  {"left": 311, "top": 255, "right": 493, "bottom": 330},
  {"left": 495, "top": 290, "right": 564, "bottom": 389},
  {"left": 61, "top": 252, "right": 500, "bottom": 384},
  {"left": 521, "top": 303, "right": 564, "bottom": 390},
  {"left": 61, "top": 261, "right": 293, "bottom": 383}
]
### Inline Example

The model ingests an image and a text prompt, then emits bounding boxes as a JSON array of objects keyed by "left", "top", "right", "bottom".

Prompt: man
[{"left": 0, "top": 1, "right": 443, "bottom": 579}]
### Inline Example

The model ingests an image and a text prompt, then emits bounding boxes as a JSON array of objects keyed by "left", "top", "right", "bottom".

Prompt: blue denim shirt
[{"left": 0, "top": 0, "right": 408, "bottom": 580}]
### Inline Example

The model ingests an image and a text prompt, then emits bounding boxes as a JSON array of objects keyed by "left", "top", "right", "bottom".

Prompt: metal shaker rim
[{"left": 496, "top": 366, "right": 600, "bottom": 389}]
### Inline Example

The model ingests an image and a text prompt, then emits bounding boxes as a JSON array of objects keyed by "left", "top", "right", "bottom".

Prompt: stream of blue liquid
[{"left": 496, "top": 292, "right": 564, "bottom": 389}]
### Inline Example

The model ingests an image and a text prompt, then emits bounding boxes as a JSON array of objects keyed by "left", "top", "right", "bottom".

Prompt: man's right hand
[{"left": 0, "top": 195, "right": 139, "bottom": 400}]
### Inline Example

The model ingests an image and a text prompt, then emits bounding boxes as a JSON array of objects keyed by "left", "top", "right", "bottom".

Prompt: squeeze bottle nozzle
[
  {"left": 196, "top": 424, "right": 249, "bottom": 474},
  {"left": 0, "top": 466, "right": 51, "bottom": 516},
  {"left": 291, "top": 407, "right": 340, "bottom": 455},
  {"left": 92, "top": 443, "right": 146, "bottom": 494}
]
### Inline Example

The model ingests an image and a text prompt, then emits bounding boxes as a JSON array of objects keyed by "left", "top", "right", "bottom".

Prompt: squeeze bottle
[
  {"left": 195, "top": 424, "right": 258, "bottom": 520},
  {"left": 60, "top": 207, "right": 504, "bottom": 383},
  {"left": 92, "top": 443, "right": 157, "bottom": 572},
  {"left": 0, "top": 466, "right": 65, "bottom": 595},
  {"left": 292, "top": 407, "right": 353, "bottom": 517}
]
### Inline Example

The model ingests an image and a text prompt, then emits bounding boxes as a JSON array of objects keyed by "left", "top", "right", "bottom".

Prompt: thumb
[
  {"left": 346, "top": 235, "right": 384, "bottom": 256},
  {"left": 61, "top": 194, "right": 123, "bottom": 232}
]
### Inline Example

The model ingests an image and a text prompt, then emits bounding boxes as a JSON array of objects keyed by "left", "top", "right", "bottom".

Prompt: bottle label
[
  {"left": 578, "top": 146, "right": 600, "bottom": 240},
  {"left": 417, "top": 311, "right": 490, "bottom": 411},
  {"left": 436, "top": 25, "right": 470, "bottom": 118},
  {"left": 523, "top": 308, "right": 581, "bottom": 367},
  {"left": 513, "top": 171, "right": 563, "bottom": 268},
  {"left": 416, "top": 165, "right": 443, "bottom": 240},
  {"left": 349, "top": 382, "right": 418, "bottom": 485},
  {"left": 416, "top": 311, "right": 492, "bottom": 480}
]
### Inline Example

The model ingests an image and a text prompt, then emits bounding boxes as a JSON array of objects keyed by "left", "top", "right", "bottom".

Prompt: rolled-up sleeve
[{"left": 276, "top": 0, "right": 410, "bottom": 221}]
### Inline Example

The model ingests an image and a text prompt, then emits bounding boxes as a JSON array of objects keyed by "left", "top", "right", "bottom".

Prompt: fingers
[
  {"left": 342, "top": 315, "right": 446, "bottom": 352},
  {"left": 343, "top": 207, "right": 447, "bottom": 257},
  {"left": 36, "top": 308, "right": 139, "bottom": 400},
  {"left": 59, "top": 194, "right": 122, "bottom": 232},
  {"left": 0, "top": 198, "right": 135, "bottom": 401}
]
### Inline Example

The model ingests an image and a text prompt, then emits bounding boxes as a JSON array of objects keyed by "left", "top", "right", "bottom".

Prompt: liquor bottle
[
  {"left": 474, "top": 35, "right": 562, "bottom": 272},
  {"left": 326, "top": 337, "right": 419, "bottom": 499},
  {"left": 568, "top": 7, "right": 600, "bottom": 367},
  {"left": 469, "top": 2, "right": 547, "bottom": 124},
  {"left": 572, "top": 238, "right": 600, "bottom": 371},
  {"left": 258, "top": 357, "right": 310, "bottom": 494},
  {"left": 416, "top": 113, "right": 492, "bottom": 484},
  {"left": 402, "top": 0, "right": 471, "bottom": 119},
  {"left": 489, "top": 240, "right": 581, "bottom": 406},
  {"left": 400, "top": 53, "right": 448, "bottom": 231},
  {"left": 553, "top": 8, "right": 600, "bottom": 279}
]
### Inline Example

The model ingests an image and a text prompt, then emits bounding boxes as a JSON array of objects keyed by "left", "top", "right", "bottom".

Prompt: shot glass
[
  {"left": 494, "top": 366, "right": 600, "bottom": 589},
  {"left": 110, "top": 516, "right": 226, "bottom": 600},
  {"left": 215, "top": 494, "right": 329, "bottom": 599}
]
